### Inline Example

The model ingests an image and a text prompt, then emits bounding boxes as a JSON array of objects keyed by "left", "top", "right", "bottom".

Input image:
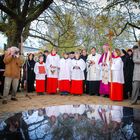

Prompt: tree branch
[
  {"left": 128, "top": 22, "right": 140, "bottom": 29},
  {"left": 29, "top": 33, "right": 58, "bottom": 47},
  {"left": 0, "top": 2, "right": 19, "bottom": 20},
  {"left": 25, "top": 0, "right": 53, "bottom": 24},
  {"left": 22, "top": 0, "right": 30, "bottom": 18}
]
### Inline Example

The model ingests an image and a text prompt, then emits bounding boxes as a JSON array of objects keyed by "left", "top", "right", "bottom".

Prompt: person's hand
[
  {"left": 50, "top": 65, "right": 56, "bottom": 69},
  {"left": 74, "top": 66, "right": 80, "bottom": 69},
  {"left": 90, "top": 60, "right": 95, "bottom": 65},
  {"left": 10, "top": 50, "right": 16, "bottom": 56},
  {"left": 110, "top": 60, "right": 113, "bottom": 65},
  {"left": 102, "top": 62, "right": 107, "bottom": 66}
]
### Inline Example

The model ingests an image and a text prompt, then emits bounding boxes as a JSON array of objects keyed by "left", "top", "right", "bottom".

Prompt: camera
[{"left": 14, "top": 51, "right": 19, "bottom": 55}]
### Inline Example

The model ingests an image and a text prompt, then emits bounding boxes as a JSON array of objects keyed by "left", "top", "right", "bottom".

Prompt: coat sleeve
[
  {"left": 133, "top": 50, "right": 140, "bottom": 64},
  {"left": 3, "top": 54, "right": 13, "bottom": 64},
  {"left": 16, "top": 55, "right": 25, "bottom": 67}
]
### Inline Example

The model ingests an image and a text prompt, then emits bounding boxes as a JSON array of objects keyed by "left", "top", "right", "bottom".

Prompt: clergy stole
[{"left": 102, "top": 51, "right": 111, "bottom": 84}]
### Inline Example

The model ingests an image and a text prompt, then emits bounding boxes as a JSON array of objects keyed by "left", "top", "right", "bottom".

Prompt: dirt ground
[{"left": 0, "top": 92, "right": 140, "bottom": 119}]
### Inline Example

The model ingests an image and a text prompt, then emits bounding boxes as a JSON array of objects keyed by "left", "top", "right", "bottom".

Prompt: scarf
[{"left": 101, "top": 51, "right": 111, "bottom": 84}]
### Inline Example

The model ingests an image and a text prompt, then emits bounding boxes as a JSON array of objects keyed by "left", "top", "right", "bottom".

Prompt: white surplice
[
  {"left": 86, "top": 53, "right": 101, "bottom": 81},
  {"left": 58, "top": 58, "right": 72, "bottom": 81},
  {"left": 110, "top": 57, "right": 124, "bottom": 84},
  {"left": 46, "top": 54, "right": 60, "bottom": 78},
  {"left": 34, "top": 62, "right": 47, "bottom": 80},
  {"left": 71, "top": 59, "right": 86, "bottom": 80}
]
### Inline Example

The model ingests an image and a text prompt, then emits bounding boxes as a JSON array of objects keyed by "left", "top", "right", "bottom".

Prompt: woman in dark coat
[{"left": 23, "top": 53, "right": 35, "bottom": 93}]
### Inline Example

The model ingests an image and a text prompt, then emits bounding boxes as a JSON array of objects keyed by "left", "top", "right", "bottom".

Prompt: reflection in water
[{"left": 0, "top": 104, "right": 139, "bottom": 140}]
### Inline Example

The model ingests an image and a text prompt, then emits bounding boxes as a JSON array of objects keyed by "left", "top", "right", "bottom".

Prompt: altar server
[
  {"left": 58, "top": 52, "right": 71, "bottom": 95},
  {"left": 46, "top": 48, "right": 60, "bottom": 94},
  {"left": 86, "top": 47, "right": 101, "bottom": 96},
  {"left": 34, "top": 55, "right": 47, "bottom": 94},
  {"left": 71, "top": 52, "right": 86, "bottom": 95},
  {"left": 110, "top": 48, "right": 124, "bottom": 101}
]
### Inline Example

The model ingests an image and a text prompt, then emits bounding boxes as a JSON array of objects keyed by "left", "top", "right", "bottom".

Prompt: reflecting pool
[{"left": 0, "top": 104, "right": 140, "bottom": 140}]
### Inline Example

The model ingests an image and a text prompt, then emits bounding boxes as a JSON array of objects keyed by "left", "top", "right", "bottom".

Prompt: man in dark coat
[
  {"left": 43, "top": 50, "right": 49, "bottom": 63},
  {"left": 123, "top": 49, "right": 134, "bottom": 99},
  {"left": 0, "top": 54, "right": 5, "bottom": 98}
]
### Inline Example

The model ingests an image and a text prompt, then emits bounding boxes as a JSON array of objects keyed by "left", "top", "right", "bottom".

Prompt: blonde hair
[{"left": 114, "top": 48, "right": 121, "bottom": 56}]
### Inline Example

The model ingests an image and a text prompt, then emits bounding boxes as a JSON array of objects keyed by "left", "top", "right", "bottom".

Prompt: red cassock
[
  {"left": 47, "top": 78, "right": 58, "bottom": 94},
  {"left": 71, "top": 80, "right": 83, "bottom": 95},
  {"left": 36, "top": 80, "right": 45, "bottom": 92},
  {"left": 110, "top": 82, "right": 123, "bottom": 101},
  {"left": 59, "top": 80, "right": 70, "bottom": 92}
]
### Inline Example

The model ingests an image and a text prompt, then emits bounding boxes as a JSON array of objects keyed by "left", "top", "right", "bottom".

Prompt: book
[{"left": 38, "top": 66, "right": 46, "bottom": 74}]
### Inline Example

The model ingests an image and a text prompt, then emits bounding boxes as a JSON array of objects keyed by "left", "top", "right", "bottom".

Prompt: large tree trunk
[{"left": 6, "top": 19, "right": 24, "bottom": 50}]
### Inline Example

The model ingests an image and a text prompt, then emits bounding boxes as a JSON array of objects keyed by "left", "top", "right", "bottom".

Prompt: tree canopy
[{"left": 0, "top": 0, "right": 139, "bottom": 50}]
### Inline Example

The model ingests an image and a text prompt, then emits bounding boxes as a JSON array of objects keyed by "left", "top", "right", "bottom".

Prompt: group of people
[{"left": 0, "top": 42, "right": 140, "bottom": 105}]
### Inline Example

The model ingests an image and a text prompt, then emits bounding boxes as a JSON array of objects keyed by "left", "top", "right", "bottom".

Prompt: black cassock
[
  {"left": 23, "top": 59, "right": 35, "bottom": 92},
  {"left": 80, "top": 55, "right": 88, "bottom": 93},
  {"left": 122, "top": 54, "right": 134, "bottom": 98}
]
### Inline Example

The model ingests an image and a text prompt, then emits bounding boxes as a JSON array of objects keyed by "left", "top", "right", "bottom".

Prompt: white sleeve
[
  {"left": 46, "top": 55, "right": 50, "bottom": 68},
  {"left": 34, "top": 63, "right": 39, "bottom": 75},
  {"left": 71, "top": 60, "right": 75, "bottom": 71},
  {"left": 86, "top": 55, "right": 90, "bottom": 68},
  {"left": 96, "top": 54, "right": 101, "bottom": 69},
  {"left": 111, "top": 59, "right": 123, "bottom": 71},
  {"left": 79, "top": 59, "right": 86, "bottom": 71},
  {"left": 56, "top": 55, "right": 60, "bottom": 67}
]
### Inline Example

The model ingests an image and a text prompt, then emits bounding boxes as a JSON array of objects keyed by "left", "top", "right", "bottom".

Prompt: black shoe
[
  {"left": 11, "top": 98, "right": 18, "bottom": 101},
  {"left": 103, "top": 95, "right": 108, "bottom": 98},
  {"left": 131, "top": 102, "right": 137, "bottom": 105},
  {"left": 2, "top": 100, "right": 7, "bottom": 104},
  {"left": 38, "top": 92, "right": 45, "bottom": 95}
]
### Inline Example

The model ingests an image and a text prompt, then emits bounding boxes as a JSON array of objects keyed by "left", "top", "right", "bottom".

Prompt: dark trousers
[
  {"left": 0, "top": 71, "right": 4, "bottom": 96},
  {"left": 87, "top": 81, "right": 100, "bottom": 95}
]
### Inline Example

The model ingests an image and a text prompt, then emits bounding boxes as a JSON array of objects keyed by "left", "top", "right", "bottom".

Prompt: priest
[
  {"left": 98, "top": 44, "right": 111, "bottom": 97},
  {"left": 86, "top": 47, "right": 101, "bottom": 96}
]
